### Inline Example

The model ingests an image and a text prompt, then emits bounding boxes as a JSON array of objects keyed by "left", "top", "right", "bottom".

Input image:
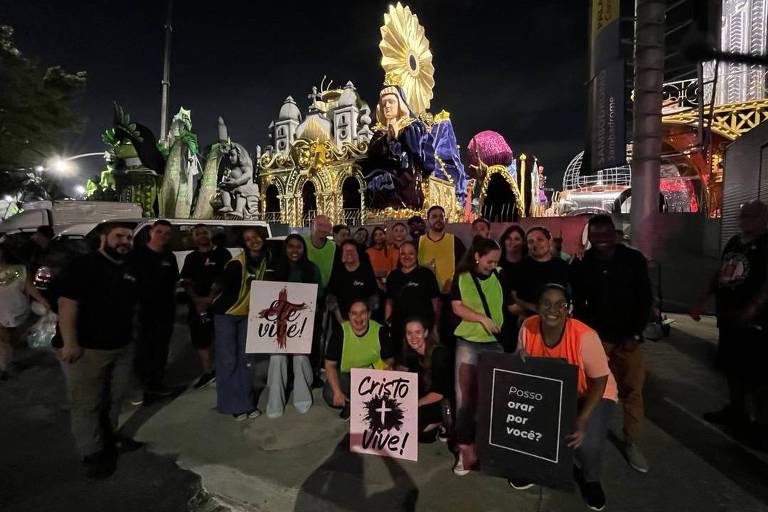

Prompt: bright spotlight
[
  {"left": 52, "top": 159, "right": 71, "bottom": 173},
  {"left": 3, "top": 195, "right": 13, "bottom": 202},
  {"left": 34, "top": 165, "right": 44, "bottom": 172},
  {"left": 74, "top": 185, "right": 86, "bottom": 195}
]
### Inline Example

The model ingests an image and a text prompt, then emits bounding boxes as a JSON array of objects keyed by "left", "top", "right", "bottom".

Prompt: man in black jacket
[{"left": 570, "top": 214, "right": 653, "bottom": 473}]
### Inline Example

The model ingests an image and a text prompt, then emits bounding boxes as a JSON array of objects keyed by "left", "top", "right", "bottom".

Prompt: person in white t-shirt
[{"left": 0, "top": 241, "right": 50, "bottom": 379}]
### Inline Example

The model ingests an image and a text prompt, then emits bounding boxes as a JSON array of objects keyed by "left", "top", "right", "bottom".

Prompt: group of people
[
  {"left": 15, "top": 200, "right": 768, "bottom": 512},
  {"left": 302, "top": 208, "right": 656, "bottom": 511}
]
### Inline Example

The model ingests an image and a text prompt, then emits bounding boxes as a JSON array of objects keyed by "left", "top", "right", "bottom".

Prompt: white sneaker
[
  {"left": 453, "top": 455, "right": 470, "bottom": 476},
  {"left": 248, "top": 409, "right": 262, "bottom": 419}
]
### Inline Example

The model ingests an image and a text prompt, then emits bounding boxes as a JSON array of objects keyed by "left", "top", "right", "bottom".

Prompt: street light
[
  {"left": 51, "top": 158, "right": 72, "bottom": 174},
  {"left": 45, "top": 152, "right": 105, "bottom": 174}
]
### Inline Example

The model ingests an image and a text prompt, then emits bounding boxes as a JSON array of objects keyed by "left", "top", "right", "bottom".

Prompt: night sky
[{"left": 4, "top": 0, "right": 589, "bottom": 193}]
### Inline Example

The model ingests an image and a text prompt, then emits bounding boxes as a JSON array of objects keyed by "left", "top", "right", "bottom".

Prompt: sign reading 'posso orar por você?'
[{"left": 476, "top": 353, "right": 577, "bottom": 489}]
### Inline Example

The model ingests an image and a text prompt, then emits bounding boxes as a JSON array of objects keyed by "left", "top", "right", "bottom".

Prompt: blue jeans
[
  {"left": 454, "top": 338, "right": 503, "bottom": 444},
  {"left": 576, "top": 398, "right": 615, "bottom": 483},
  {"left": 213, "top": 315, "right": 268, "bottom": 415}
]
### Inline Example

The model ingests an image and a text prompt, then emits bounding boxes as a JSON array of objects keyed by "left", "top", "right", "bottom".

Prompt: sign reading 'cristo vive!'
[{"left": 245, "top": 281, "right": 317, "bottom": 354}]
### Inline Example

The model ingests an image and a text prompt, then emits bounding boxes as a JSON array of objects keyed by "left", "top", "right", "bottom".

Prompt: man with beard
[
  {"left": 130, "top": 220, "right": 179, "bottom": 403},
  {"left": 417, "top": 206, "right": 466, "bottom": 345},
  {"left": 58, "top": 222, "right": 141, "bottom": 479},
  {"left": 418, "top": 206, "right": 466, "bottom": 295},
  {"left": 570, "top": 214, "right": 653, "bottom": 473}
]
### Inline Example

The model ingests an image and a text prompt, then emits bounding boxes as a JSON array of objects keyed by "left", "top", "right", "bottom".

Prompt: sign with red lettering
[
  {"left": 349, "top": 368, "right": 418, "bottom": 461},
  {"left": 245, "top": 281, "right": 317, "bottom": 354}
]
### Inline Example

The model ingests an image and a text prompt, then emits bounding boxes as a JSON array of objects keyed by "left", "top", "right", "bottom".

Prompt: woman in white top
[{"left": 0, "top": 241, "right": 51, "bottom": 379}]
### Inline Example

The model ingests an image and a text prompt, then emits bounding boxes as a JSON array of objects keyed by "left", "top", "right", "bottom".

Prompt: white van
[{"left": 0, "top": 200, "right": 143, "bottom": 236}]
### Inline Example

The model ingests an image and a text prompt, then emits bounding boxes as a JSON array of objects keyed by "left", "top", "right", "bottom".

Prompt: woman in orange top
[
  {"left": 366, "top": 226, "right": 398, "bottom": 290},
  {"left": 516, "top": 283, "right": 617, "bottom": 512}
]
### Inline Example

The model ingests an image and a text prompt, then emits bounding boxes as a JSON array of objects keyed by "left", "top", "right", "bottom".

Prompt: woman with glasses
[{"left": 515, "top": 283, "right": 618, "bottom": 512}]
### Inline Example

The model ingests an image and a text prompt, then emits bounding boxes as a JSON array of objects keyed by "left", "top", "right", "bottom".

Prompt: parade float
[{"left": 92, "top": 3, "right": 548, "bottom": 226}]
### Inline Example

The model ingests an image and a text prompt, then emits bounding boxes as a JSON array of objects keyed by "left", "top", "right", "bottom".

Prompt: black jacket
[{"left": 569, "top": 245, "right": 652, "bottom": 343}]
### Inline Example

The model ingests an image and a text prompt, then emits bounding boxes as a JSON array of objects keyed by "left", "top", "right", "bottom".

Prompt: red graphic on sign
[{"left": 257, "top": 287, "right": 308, "bottom": 349}]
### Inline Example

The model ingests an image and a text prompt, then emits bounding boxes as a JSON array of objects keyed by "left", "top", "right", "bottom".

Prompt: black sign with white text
[{"left": 476, "top": 353, "right": 577, "bottom": 489}]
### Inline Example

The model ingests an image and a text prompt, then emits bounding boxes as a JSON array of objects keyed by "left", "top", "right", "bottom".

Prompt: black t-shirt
[
  {"left": 129, "top": 245, "right": 179, "bottom": 318},
  {"left": 405, "top": 344, "right": 452, "bottom": 398},
  {"left": 715, "top": 234, "right": 768, "bottom": 326},
  {"left": 327, "top": 263, "right": 378, "bottom": 319},
  {"left": 569, "top": 244, "right": 653, "bottom": 342},
  {"left": 325, "top": 322, "right": 394, "bottom": 363},
  {"left": 181, "top": 248, "right": 232, "bottom": 296},
  {"left": 509, "top": 256, "right": 570, "bottom": 304},
  {"left": 57, "top": 252, "right": 139, "bottom": 349},
  {"left": 386, "top": 266, "right": 440, "bottom": 324}
]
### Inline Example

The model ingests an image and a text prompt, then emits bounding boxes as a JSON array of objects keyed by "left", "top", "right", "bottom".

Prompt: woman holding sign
[
  {"left": 516, "top": 284, "right": 618, "bottom": 512},
  {"left": 265, "top": 234, "right": 321, "bottom": 418},
  {"left": 450, "top": 236, "right": 505, "bottom": 475},
  {"left": 210, "top": 226, "right": 273, "bottom": 420},
  {"left": 323, "top": 300, "right": 395, "bottom": 418}
]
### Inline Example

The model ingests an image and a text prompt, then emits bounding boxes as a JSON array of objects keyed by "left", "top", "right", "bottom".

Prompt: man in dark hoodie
[{"left": 570, "top": 214, "right": 653, "bottom": 474}]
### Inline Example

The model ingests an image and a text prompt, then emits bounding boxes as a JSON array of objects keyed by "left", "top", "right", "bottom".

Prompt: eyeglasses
[{"left": 538, "top": 300, "right": 570, "bottom": 311}]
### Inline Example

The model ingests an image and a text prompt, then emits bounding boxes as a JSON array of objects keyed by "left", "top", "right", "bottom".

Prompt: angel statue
[
  {"left": 216, "top": 141, "right": 260, "bottom": 218},
  {"left": 362, "top": 73, "right": 436, "bottom": 210}
]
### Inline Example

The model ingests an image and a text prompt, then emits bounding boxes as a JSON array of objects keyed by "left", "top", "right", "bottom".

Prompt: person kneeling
[
  {"left": 515, "top": 284, "right": 618, "bottom": 512},
  {"left": 402, "top": 317, "right": 452, "bottom": 443},
  {"left": 323, "top": 300, "right": 394, "bottom": 419}
]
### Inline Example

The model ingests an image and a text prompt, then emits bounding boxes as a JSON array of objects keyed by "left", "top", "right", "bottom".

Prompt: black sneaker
[
  {"left": 340, "top": 404, "right": 350, "bottom": 420},
  {"left": 507, "top": 479, "right": 534, "bottom": 490},
  {"left": 437, "top": 426, "right": 449, "bottom": 443},
  {"left": 581, "top": 481, "right": 606, "bottom": 511},
  {"left": 193, "top": 372, "right": 216, "bottom": 389}
]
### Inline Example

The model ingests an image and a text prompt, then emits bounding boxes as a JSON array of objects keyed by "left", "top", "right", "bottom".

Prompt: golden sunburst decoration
[{"left": 379, "top": 3, "right": 435, "bottom": 115}]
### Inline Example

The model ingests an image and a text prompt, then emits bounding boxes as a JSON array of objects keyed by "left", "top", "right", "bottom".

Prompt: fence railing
[
  {"left": 303, "top": 209, "right": 317, "bottom": 228},
  {"left": 343, "top": 208, "right": 362, "bottom": 227},
  {"left": 263, "top": 211, "right": 281, "bottom": 223},
  {"left": 481, "top": 203, "right": 517, "bottom": 222}
]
